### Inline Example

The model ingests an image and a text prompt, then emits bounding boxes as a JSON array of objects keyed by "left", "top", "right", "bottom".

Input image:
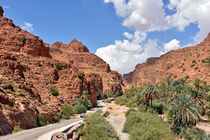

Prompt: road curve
[{"left": 0, "top": 117, "right": 82, "bottom": 140}]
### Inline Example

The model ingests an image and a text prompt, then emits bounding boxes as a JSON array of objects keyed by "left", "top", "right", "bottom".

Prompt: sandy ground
[{"left": 101, "top": 101, "right": 129, "bottom": 140}]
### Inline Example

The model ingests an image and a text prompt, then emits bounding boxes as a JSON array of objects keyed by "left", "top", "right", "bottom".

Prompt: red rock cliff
[
  {"left": 0, "top": 6, "right": 123, "bottom": 135},
  {"left": 124, "top": 34, "right": 210, "bottom": 88}
]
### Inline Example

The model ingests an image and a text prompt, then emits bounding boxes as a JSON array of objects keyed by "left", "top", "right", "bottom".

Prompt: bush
[
  {"left": 191, "top": 64, "right": 195, "bottom": 67},
  {"left": 195, "top": 67, "right": 198, "bottom": 70},
  {"left": 37, "top": 61, "right": 41, "bottom": 66},
  {"left": 74, "top": 98, "right": 92, "bottom": 110},
  {"left": 138, "top": 101, "right": 168, "bottom": 115},
  {"left": 123, "top": 112, "right": 174, "bottom": 140},
  {"left": 50, "top": 87, "right": 59, "bottom": 96},
  {"left": 76, "top": 72, "right": 84, "bottom": 79},
  {"left": 55, "top": 61, "right": 62, "bottom": 69},
  {"left": 126, "top": 96, "right": 137, "bottom": 108},
  {"left": 183, "top": 68, "right": 186, "bottom": 72},
  {"left": 192, "top": 60, "right": 196, "bottom": 63},
  {"left": 13, "top": 125, "right": 22, "bottom": 133},
  {"left": 125, "top": 108, "right": 137, "bottom": 117},
  {"left": 54, "top": 112, "right": 62, "bottom": 122},
  {"left": 103, "top": 111, "right": 110, "bottom": 117},
  {"left": 80, "top": 113, "right": 118, "bottom": 140},
  {"left": 61, "top": 104, "right": 76, "bottom": 117},
  {"left": 20, "top": 36, "right": 26, "bottom": 44},
  {"left": 106, "top": 99, "right": 112, "bottom": 103},
  {"left": 74, "top": 98, "right": 92, "bottom": 114},
  {"left": 179, "top": 127, "right": 207, "bottom": 140},
  {"left": 37, "top": 114, "right": 46, "bottom": 126},
  {"left": 74, "top": 104, "right": 87, "bottom": 114},
  {"left": 185, "top": 75, "right": 190, "bottom": 79},
  {"left": 96, "top": 110, "right": 103, "bottom": 114},
  {"left": 114, "top": 96, "right": 127, "bottom": 106},
  {"left": 21, "top": 65, "right": 26, "bottom": 71}
]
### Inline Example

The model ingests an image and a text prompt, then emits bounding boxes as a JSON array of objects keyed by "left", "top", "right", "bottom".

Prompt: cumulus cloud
[
  {"left": 166, "top": 0, "right": 210, "bottom": 43},
  {"left": 22, "top": 22, "right": 34, "bottom": 32},
  {"left": 164, "top": 39, "right": 180, "bottom": 52},
  {"left": 96, "top": 32, "right": 162, "bottom": 74},
  {"left": 124, "top": 32, "right": 133, "bottom": 40},
  {"left": 104, "top": 0, "right": 167, "bottom": 32},
  {"left": 98, "top": 0, "right": 210, "bottom": 73}
]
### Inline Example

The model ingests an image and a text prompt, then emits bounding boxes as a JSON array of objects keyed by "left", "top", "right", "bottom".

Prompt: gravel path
[{"left": 102, "top": 101, "right": 129, "bottom": 140}]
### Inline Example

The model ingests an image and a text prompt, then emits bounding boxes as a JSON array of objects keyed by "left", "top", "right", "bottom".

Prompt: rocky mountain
[
  {"left": 124, "top": 34, "right": 210, "bottom": 87},
  {"left": 0, "top": 6, "right": 122, "bottom": 135}
]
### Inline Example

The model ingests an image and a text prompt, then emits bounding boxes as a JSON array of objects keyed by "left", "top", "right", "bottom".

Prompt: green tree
[
  {"left": 140, "top": 84, "right": 159, "bottom": 107},
  {"left": 169, "top": 93, "right": 202, "bottom": 125}
]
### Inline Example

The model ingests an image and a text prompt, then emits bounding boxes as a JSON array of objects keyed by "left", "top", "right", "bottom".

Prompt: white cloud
[
  {"left": 104, "top": 0, "right": 168, "bottom": 32},
  {"left": 22, "top": 22, "right": 34, "bottom": 32},
  {"left": 166, "top": 0, "right": 210, "bottom": 43},
  {"left": 124, "top": 32, "right": 133, "bottom": 40},
  {"left": 99, "top": 0, "right": 210, "bottom": 74},
  {"left": 3, "top": 5, "right": 10, "bottom": 9},
  {"left": 164, "top": 39, "right": 180, "bottom": 52},
  {"left": 96, "top": 32, "right": 162, "bottom": 74}
]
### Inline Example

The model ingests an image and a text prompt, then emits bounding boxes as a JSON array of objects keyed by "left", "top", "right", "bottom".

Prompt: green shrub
[
  {"left": 37, "top": 114, "right": 46, "bottom": 126},
  {"left": 74, "top": 104, "right": 87, "bottom": 114},
  {"left": 74, "top": 98, "right": 92, "bottom": 110},
  {"left": 96, "top": 110, "right": 103, "bottom": 114},
  {"left": 202, "top": 59, "right": 206, "bottom": 63},
  {"left": 50, "top": 87, "right": 59, "bottom": 96},
  {"left": 114, "top": 96, "right": 127, "bottom": 106},
  {"left": 125, "top": 108, "right": 137, "bottom": 117},
  {"left": 192, "top": 60, "right": 196, "bottom": 63},
  {"left": 191, "top": 64, "right": 195, "bottom": 67},
  {"left": 126, "top": 96, "right": 137, "bottom": 108},
  {"left": 80, "top": 113, "right": 118, "bottom": 140},
  {"left": 21, "top": 65, "right": 26, "bottom": 71},
  {"left": 185, "top": 75, "right": 190, "bottom": 79},
  {"left": 103, "top": 111, "right": 110, "bottom": 117},
  {"left": 195, "top": 67, "right": 198, "bottom": 70},
  {"left": 106, "top": 99, "right": 112, "bottom": 103},
  {"left": 13, "top": 125, "right": 22, "bottom": 133},
  {"left": 61, "top": 104, "right": 76, "bottom": 117},
  {"left": 37, "top": 61, "right": 41, "bottom": 66},
  {"left": 123, "top": 112, "right": 174, "bottom": 140},
  {"left": 20, "top": 36, "right": 26, "bottom": 44},
  {"left": 183, "top": 68, "right": 186, "bottom": 72},
  {"left": 179, "top": 127, "right": 207, "bottom": 140},
  {"left": 55, "top": 61, "right": 62, "bottom": 69},
  {"left": 76, "top": 72, "right": 84, "bottom": 79},
  {"left": 54, "top": 112, "right": 62, "bottom": 122}
]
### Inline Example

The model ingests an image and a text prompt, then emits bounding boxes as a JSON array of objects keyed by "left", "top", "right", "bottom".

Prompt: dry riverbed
[{"left": 101, "top": 101, "right": 129, "bottom": 140}]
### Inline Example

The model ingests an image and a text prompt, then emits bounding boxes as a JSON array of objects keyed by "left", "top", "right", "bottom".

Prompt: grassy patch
[
  {"left": 50, "top": 87, "right": 59, "bottom": 96},
  {"left": 80, "top": 112, "right": 118, "bottom": 140},
  {"left": 123, "top": 111, "right": 174, "bottom": 140}
]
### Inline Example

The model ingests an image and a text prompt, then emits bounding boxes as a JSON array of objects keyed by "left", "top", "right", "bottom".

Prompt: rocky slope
[
  {"left": 0, "top": 6, "right": 122, "bottom": 135},
  {"left": 124, "top": 34, "right": 210, "bottom": 87}
]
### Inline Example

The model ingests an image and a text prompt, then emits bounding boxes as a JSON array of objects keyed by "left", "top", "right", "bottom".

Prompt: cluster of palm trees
[{"left": 134, "top": 77, "right": 209, "bottom": 126}]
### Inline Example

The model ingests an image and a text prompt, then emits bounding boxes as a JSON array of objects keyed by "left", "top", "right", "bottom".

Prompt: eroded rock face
[
  {"left": 124, "top": 34, "right": 210, "bottom": 88},
  {"left": 49, "top": 40, "right": 123, "bottom": 96},
  {"left": 0, "top": 14, "right": 51, "bottom": 57},
  {"left": 0, "top": 6, "right": 3, "bottom": 17},
  {"left": 0, "top": 6, "right": 123, "bottom": 135}
]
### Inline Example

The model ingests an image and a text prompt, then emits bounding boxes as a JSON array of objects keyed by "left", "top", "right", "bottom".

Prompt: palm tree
[
  {"left": 141, "top": 83, "right": 159, "bottom": 107},
  {"left": 81, "top": 91, "right": 90, "bottom": 99},
  {"left": 169, "top": 93, "right": 202, "bottom": 125},
  {"left": 193, "top": 78, "right": 203, "bottom": 90}
]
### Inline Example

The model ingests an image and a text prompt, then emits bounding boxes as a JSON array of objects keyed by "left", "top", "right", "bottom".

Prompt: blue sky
[{"left": 0, "top": 0, "right": 209, "bottom": 74}]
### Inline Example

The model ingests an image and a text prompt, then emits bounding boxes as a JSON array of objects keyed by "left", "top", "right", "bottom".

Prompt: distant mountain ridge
[{"left": 124, "top": 33, "right": 210, "bottom": 87}]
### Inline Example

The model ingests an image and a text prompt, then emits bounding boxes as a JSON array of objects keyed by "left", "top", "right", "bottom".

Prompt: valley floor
[{"left": 101, "top": 101, "right": 129, "bottom": 140}]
